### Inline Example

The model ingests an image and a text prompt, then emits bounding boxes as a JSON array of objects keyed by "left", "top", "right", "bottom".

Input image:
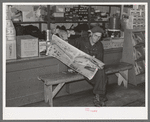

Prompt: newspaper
[{"left": 46, "top": 34, "right": 105, "bottom": 80}]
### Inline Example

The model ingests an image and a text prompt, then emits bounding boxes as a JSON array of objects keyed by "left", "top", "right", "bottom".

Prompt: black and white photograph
[{"left": 2, "top": 1, "right": 148, "bottom": 120}]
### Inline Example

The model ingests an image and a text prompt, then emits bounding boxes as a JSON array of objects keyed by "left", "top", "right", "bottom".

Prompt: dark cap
[{"left": 91, "top": 26, "right": 104, "bottom": 34}]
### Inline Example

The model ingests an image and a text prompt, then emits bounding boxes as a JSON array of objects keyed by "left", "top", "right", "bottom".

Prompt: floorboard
[{"left": 22, "top": 83, "right": 145, "bottom": 107}]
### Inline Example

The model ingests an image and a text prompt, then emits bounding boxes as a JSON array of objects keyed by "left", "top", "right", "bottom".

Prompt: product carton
[
  {"left": 16, "top": 35, "right": 39, "bottom": 58},
  {"left": 52, "top": 6, "right": 65, "bottom": 12},
  {"left": 22, "top": 11, "right": 36, "bottom": 22},
  {"left": 6, "top": 40, "right": 16, "bottom": 60},
  {"left": 39, "top": 41, "right": 46, "bottom": 54}
]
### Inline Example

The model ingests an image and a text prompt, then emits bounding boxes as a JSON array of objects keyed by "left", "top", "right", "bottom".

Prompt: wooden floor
[{"left": 22, "top": 83, "right": 145, "bottom": 107}]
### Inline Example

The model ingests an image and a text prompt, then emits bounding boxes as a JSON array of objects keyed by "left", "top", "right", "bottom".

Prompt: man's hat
[{"left": 91, "top": 26, "right": 104, "bottom": 34}]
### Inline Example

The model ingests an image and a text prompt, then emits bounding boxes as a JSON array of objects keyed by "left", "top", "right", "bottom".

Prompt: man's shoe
[
  {"left": 99, "top": 95, "right": 108, "bottom": 102},
  {"left": 99, "top": 101, "right": 106, "bottom": 106},
  {"left": 93, "top": 94, "right": 107, "bottom": 107},
  {"left": 93, "top": 95, "right": 101, "bottom": 107}
]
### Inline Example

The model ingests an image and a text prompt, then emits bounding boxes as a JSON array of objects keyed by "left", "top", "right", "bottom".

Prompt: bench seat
[{"left": 38, "top": 62, "right": 132, "bottom": 106}]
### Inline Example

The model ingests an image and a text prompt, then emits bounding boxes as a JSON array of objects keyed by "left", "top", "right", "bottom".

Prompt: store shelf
[
  {"left": 50, "top": 20, "right": 109, "bottom": 23},
  {"left": 127, "top": 29, "right": 145, "bottom": 32},
  {"left": 134, "top": 57, "right": 145, "bottom": 62},
  {"left": 13, "top": 20, "right": 109, "bottom": 24},
  {"left": 90, "top": 5, "right": 121, "bottom": 7},
  {"left": 13, "top": 21, "right": 47, "bottom": 24},
  {"left": 12, "top": 5, "right": 121, "bottom": 30},
  {"left": 134, "top": 43, "right": 145, "bottom": 48},
  {"left": 122, "top": 29, "right": 145, "bottom": 85}
]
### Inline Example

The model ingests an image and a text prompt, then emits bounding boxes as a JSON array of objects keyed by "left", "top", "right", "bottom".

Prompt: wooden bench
[{"left": 38, "top": 62, "right": 132, "bottom": 106}]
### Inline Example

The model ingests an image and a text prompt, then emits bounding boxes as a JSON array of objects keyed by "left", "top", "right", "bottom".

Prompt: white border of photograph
[{"left": 3, "top": 2, "right": 148, "bottom": 120}]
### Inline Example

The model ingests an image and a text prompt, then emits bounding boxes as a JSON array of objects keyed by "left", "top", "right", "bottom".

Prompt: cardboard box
[
  {"left": 128, "top": 15, "right": 145, "bottom": 24},
  {"left": 101, "top": 40, "right": 112, "bottom": 49},
  {"left": 133, "top": 5, "right": 139, "bottom": 9},
  {"left": 53, "top": 12, "right": 64, "bottom": 17},
  {"left": 52, "top": 6, "right": 65, "bottom": 12},
  {"left": 127, "top": 8, "right": 145, "bottom": 16},
  {"left": 126, "top": 15, "right": 145, "bottom": 29},
  {"left": 39, "top": 41, "right": 46, "bottom": 53},
  {"left": 6, "top": 40, "right": 16, "bottom": 60},
  {"left": 126, "top": 22, "right": 145, "bottom": 30},
  {"left": 138, "top": 5, "right": 145, "bottom": 10},
  {"left": 111, "top": 38, "right": 124, "bottom": 48},
  {"left": 22, "top": 11, "right": 35, "bottom": 22},
  {"left": 133, "top": 5, "right": 145, "bottom": 10},
  {"left": 16, "top": 35, "right": 39, "bottom": 58}
]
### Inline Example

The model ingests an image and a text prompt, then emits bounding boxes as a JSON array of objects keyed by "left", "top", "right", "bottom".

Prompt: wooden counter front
[{"left": 6, "top": 48, "right": 122, "bottom": 107}]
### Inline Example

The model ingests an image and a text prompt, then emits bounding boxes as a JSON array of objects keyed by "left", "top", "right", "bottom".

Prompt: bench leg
[
  {"left": 53, "top": 83, "right": 65, "bottom": 97},
  {"left": 48, "top": 85, "right": 53, "bottom": 106},
  {"left": 66, "top": 83, "right": 70, "bottom": 94},
  {"left": 44, "top": 83, "right": 65, "bottom": 107},
  {"left": 44, "top": 85, "right": 49, "bottom": 103},
  {"left": 44, "top": 84, "right": 53, "bottom": 106},
  {"left": 115, "top": 70, "right": 128, "bottom": 88}
]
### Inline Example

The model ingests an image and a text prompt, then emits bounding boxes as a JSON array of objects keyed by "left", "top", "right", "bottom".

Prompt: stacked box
[
  {"left": 126, "top": 7, "right": 145, "bottom": 29},
  {"left": 6, "top": 41, "right": 17, "bottom": 60},
  {"left": 111, "top": 38, "right": 124, "bottom": 48},
  {"left": 102, "top": 38, "right": 124, "bottom": 49},
  {"left": 6, "top": 6, "right": 17, "bottom": 60},
  {"left": 39, "top": 41, "right": 46, "bottom": 54},
  {"left": 22, "top": 11, "right": 36, "bottom": 22},
  {"left": 101, "top": 41, "right": 112, "bottom": 49},
  {"left": 138, "top": 5, "right": 145, "bottom": 10},
  {"left": 133, "top": 5, "right": 145, "bottom": 10},
  {"left": 52, "top": 12, "right": 65, "bottom": 22},
  {"left": 16, "top": 35, "right": 39, "bottom": 58},
  {"left": 53, "top": 12, "right": 64, "bottom": 17},
  {"left": 52, "top": 5, "right": 65, "bottom": 12},
  {"left": 127, "top": 8, "right": 145, "bottom": 16}
]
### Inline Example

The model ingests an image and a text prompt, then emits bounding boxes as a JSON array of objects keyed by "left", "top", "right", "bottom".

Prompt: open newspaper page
[{"left": 46, "top": 34, "right": 105, "bottom": 80}]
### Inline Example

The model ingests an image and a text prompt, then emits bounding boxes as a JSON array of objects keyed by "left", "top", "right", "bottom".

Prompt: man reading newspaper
[{"left": 51, "top": 26, "right": 108, "bottom": 106}]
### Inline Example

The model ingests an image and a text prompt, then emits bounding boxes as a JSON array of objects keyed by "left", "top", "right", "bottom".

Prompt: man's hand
[
  {"left": 92, "top": 56, "right": 104, "bottom": 69},
  {"left": 100, "top": 66, "right": 104, "bottom": 69},
  {"left": 58, "top": 30, "right": 68, "bottom": 40},
  {"left": 69, "top": 30, "right": 75, "bottom": 35}
]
